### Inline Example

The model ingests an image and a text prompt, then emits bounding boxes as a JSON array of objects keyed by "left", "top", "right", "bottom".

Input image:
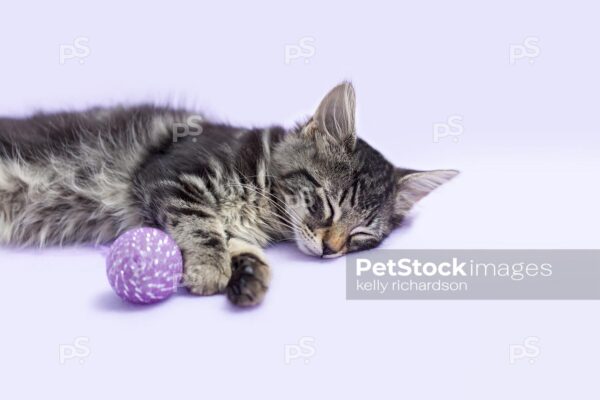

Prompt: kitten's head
[{"left": 273, "top": 82, "right": 458, "bottom": 257}]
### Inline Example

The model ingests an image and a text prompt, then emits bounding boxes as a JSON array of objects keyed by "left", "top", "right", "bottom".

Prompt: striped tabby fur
[{"left": 0, "top": 82, "right": 458, "bottom": 306}]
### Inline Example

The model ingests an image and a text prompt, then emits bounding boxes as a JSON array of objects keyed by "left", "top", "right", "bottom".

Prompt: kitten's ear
[
  {"left": 310, "top": 81, "right": 357, "bottom": 151},
  {"left": 394, "top": 169, "right": 459, "bottom": 217}
]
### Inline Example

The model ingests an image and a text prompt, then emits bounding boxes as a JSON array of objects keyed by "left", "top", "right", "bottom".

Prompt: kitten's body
[
  {"left": 1, "top": 105, "right": 171, "bottom": 246},
  {"left": 0, "top": 83, "right": 458, "bottom": 306}
]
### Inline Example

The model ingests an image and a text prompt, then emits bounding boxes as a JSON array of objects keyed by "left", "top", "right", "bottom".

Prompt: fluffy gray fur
[{"left": 0, "top": 82, "right": 458, "bottom": 306}]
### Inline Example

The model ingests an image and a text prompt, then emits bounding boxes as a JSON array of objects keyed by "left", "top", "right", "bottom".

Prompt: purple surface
[
  {"left": 0, "top": 1, "right": 599, "bottom": 398},
  {"left": 106, "top": 228, "right": 182, "bottom": 304}
]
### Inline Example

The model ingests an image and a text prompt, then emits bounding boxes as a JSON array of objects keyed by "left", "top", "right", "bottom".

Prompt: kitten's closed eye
[
  {"left": 348, "top": 227, "right": 375, "bottom": 240},
  {"left": 281, "top": 169, "right": 341, "bottom": 227},
  {"left": 346, "top": 228, "right": 380, "bottom": 251},
  {"left": 349, "top": 232, "right": 376, "bottom": 241},
  {"left": 348, "top": 236, "right": 379, "bottom": 252}
]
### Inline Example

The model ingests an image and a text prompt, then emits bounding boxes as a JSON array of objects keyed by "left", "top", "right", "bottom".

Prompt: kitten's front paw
[
  {"left": 227, "top": 254, "right": 270, "bottom": 307},
  {"left": 183, "top": 265, "right": 231, "bottom": 296}
]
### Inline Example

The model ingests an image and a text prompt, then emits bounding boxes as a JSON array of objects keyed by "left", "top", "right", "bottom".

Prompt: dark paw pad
[{"left": 227, "top": 253, "right": 269, "bottom": 307}]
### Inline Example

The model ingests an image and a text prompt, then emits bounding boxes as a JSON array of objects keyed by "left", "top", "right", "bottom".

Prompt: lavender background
[{"left": 1, "top": 1, "right": 598, "bottom": 399}]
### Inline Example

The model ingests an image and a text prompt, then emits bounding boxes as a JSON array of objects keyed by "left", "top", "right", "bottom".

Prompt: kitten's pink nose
[
  {"left": 321, "top": 242, "right": 337, "bottom": 257},
  {"left": 318, "top": 225, "right": 348, "bottom": 257}
]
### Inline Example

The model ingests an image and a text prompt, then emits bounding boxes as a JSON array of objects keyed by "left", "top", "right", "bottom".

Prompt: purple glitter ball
[{"left": 106, "top": 227, "right": 183, "bottom": 304}]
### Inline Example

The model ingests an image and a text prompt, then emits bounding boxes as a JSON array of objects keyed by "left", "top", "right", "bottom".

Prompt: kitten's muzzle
[
  {"left": 318, "top": 226, "right": 348, "bottom": 258},
  {"left": 321, "top": 242, "right": 337, "bottom": 257}
]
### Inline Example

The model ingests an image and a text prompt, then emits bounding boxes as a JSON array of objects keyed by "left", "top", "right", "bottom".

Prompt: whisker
[{"left": 219, "top": 182, "right": 303, "bottom": 232}]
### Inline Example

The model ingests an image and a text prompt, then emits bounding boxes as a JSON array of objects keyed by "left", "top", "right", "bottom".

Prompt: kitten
[{"left": 0, "top": 82, "right": 458, "bottom": 306}]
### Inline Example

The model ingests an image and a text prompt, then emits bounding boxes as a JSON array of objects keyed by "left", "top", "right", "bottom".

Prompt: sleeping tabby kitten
[{"left": 0, "top": 82, "right": 458, "bottom": 306}]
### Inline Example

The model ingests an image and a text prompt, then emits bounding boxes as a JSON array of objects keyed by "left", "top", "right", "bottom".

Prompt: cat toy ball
[{"left": 106, "top": 227, "right": 183, "bottom": 304}]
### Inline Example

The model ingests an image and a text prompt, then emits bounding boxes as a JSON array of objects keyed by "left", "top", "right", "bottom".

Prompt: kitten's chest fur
[
  {"left": 134, "top": 115, "right": 289, "bottom": 247},
  {"left": 217, "top": 187, "right": 278, "bottom": 247}
]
